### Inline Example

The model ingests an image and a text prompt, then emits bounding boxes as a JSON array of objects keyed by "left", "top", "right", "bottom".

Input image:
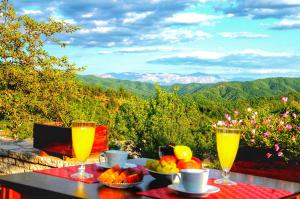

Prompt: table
[{"left": 0, "top": 158, "right": 299, "bottom": 199}]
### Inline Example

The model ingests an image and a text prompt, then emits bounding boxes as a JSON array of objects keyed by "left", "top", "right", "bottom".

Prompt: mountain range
[
  {"left": 96, "top": 72, "right": 226, "bottom": 85},
  {"left": 77, "top": 75, "right": 300, "bottom": 99}
]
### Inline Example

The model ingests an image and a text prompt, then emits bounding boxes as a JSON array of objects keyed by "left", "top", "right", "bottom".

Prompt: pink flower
[
  {"left": 266, "top": 153, "right": 272, "bottom": 158},
  {"left": 277, "top": 152, "right": 283, "bottom": 157},
  {"left": 274, "top": 144, "right": 280, "bottom": 152},
  {"left": 282, "top": 112, "right": 289, "bottom": 118},
  {"left": 231, "top": 120, "right": 238, "bottom": 125},
  {"left": 241, "top": 133, "right": 245, "bottom": 138},
  {"left": 292, "top": 113, "right": 297, "bottom": 119},
  {"left": 281, "top": 96, "right": 288, "bottom": 103},
  {"left": 234, "top": 111, "right": 239, "bottom": 115},
  {"left": 285, "top": 124, "right": 292, "bottom": 130},
  {"left": 251, "top": 129, "right": 256, "bottom": 135},
  {"left": 250, "top": 138, "right": 255, "bottom": 143},
  {"left": 264, "top": 131, "right": 270, "bottom": 137},
  {"left": 250, "top": 119, "right": 256, "bottom": 125},
  {"left": 225, "top": 114, "right": 231, "bottom": 121}
]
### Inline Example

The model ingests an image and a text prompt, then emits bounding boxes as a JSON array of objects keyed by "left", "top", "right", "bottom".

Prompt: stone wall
[{"left": 0, "top": 137, "right": 99, "bottom": 175}]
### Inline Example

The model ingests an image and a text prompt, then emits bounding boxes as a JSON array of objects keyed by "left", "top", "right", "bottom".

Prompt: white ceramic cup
[
  {"left": 100, "top": 150, "right": 128, "bottom": 167},
  {"left": 179, "top": 169, "right": 209, "bottom": 193}
]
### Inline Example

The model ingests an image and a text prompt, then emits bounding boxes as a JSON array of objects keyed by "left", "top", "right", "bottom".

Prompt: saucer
[
  {"left": 96, "top": 162, "right": 137, "bottom": 169},
  {"left": 168, "top": 184, "right": 220, "bottom": 197}
]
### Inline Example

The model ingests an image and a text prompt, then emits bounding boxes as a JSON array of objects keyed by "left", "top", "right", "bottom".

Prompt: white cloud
[
  {"left": 62, "top": 37, "right": 74, "bottom": 44},
  {"left": 246, "top": 68, "right": 298, "bottom": 74},
  {"left": 137, "top": 73, "right": 220, "bottom": 84},
  {"left": 122, "top": 11, "right": 153, "bottom": 24},
  {"left": 122, "top": 38, "right": 133, "bottom": 45},
  {"left": 64, "top": 19, "right": 77, "bottom": 25},
  {"left": 78, "top": 27, "right": 115, "bottom": 34},
  {"left": 250, "top": 0, "right": 300, "bottom": 6},
  {"left": 98, "top": 74, "right": 113, "bottom": 78},
  {"left": 92, "top": 20, "right": 109, "bottom": 26},
  {"left": 82, "top": 12, "right": 94, "bottom": 18},
  {"left": 149, "top": 49, "right": 295, "bottom": 63},
  {"left": 235, "top": 49, "right": 293, "bottom": 57},
  {"left": 219, "top": 32, "right": 270, "bottom": 39},
  {"left": 273, "top": 19, "right": 300, "bottom": 29},
  {"left": 165, "top": 13, "right": 223, "bottom": 25},
  {"left": 107, "top": 42, "right": 116, "bottom": 47},
  {"left": 154, "top": 50, "right": 224, "bottom": 60},
  {"left": 141, "top": 28, "right": 212, "bottom": 42},
  {"left": 22, "top": 9, "right": 42, "bottom": 15}
]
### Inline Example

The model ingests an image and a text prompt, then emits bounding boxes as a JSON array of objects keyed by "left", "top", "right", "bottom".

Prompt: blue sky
[{"left": 9, "top": 0, "right": 300, "bottom": 83}]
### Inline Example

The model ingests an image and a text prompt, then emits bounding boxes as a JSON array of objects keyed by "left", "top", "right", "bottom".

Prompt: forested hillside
[{"left": 78, "top": 75, "right": 300, "bottom": 100}]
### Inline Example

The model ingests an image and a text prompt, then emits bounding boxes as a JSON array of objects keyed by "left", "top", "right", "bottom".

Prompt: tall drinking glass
[
  {"left": 71, "top": 121, "right": 96, "bottom": 179},
  {"left": 215, "top": 127, "right": 240, "bottom": 185}
]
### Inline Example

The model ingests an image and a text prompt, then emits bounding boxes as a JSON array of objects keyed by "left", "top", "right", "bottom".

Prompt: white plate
[
  {"left": 99, "top": 179, "right": 142, "bottom": 189},
  {"left": 96, "top": 162, "right": 137, "bottom": 169},
  {"left": 168, "top": 184, "right": 220, "bottom": 197}
]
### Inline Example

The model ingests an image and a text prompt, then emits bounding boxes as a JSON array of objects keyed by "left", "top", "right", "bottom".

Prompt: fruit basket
[
  {"left": 147, "top": 169, "right": 180, "bottom": 183},
  {"left": 145, "top": 145, "right": 203, "bottom": 183}
]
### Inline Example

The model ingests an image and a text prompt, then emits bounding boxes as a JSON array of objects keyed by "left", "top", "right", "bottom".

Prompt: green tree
[{"left": 0, "top": 1, "right": 82, "bottom": 139}]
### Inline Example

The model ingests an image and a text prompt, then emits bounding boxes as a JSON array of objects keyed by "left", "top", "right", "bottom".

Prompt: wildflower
[
  {"left": 281, "top": 96, "right": 288, "bottom": 103},
  {"left": 266, "top": 153, "right": 272, "bottom": 158},
  {"left": 292, "top": 113, "right": 297, "bottom": 119},
  {"left": 274, "top": 144, "right": 280, "bottom": 152},
  {"left": 225, "top": 114, "right": 231, "bottom": 121},
  {"left": 241, "top": 133, "right": 245, "bottom": 138},
  {"left": 285, "top": 124, "right": 292, "bottom": 130},
  {"left": 247, "top": 108, "right": 252, "bottom": 112},
  {"left": 250, "top": 119, "right": 256, "bottom": 125},
  {"left": 264, "top": 131, "right": 270, "bottom": 137},
  {"left": 251, "top": 129, "right": 256, "bottom": 135},
  {"left": 291, "top": 136, "right": 296, "bottom": 142},
  {"left": 250, "top": 138, "right": 255, "bottom": 143},
  {"left": 234, "top": 111, "right": 239, "bottom": 115},
  {"left": 282, "top": 112, "right": 289, "bottom": 118},
  {"left": 277, "top": 152, "right": 283, "bottom": 157}
]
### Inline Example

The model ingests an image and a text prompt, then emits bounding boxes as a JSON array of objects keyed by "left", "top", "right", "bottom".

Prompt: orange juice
[
  {"left": 72, "top": 127, "right": 95, "bottom": 162},
  {"left": 216, "top": 131, "right": 240, "bottom": 170}
]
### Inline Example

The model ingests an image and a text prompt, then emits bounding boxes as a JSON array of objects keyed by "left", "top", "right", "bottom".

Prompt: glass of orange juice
[
  {"left": 71, "top": 121, "right": 96, "bottom": 179},
  {"left": 214, "top": 127, "right": 240, "bottom": 185}
]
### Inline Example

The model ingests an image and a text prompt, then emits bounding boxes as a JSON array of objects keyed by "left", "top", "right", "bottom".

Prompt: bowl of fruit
[
  {"left": 98, "top": 165, "right": 144, "bottom": 189},
  {"left": 146, "top": 145, "right": 202, "bottom": 183}
]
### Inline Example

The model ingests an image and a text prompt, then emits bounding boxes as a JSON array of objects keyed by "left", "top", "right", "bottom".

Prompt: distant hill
[
  {"left": 77, "top": 75, "right": 157, "bottom": 98},
  {"left": 77, "top": 75, "right": 300, "bottom": 99},
  {"left": 190, "top": 77, "right": 300, "bottom": 100}
]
